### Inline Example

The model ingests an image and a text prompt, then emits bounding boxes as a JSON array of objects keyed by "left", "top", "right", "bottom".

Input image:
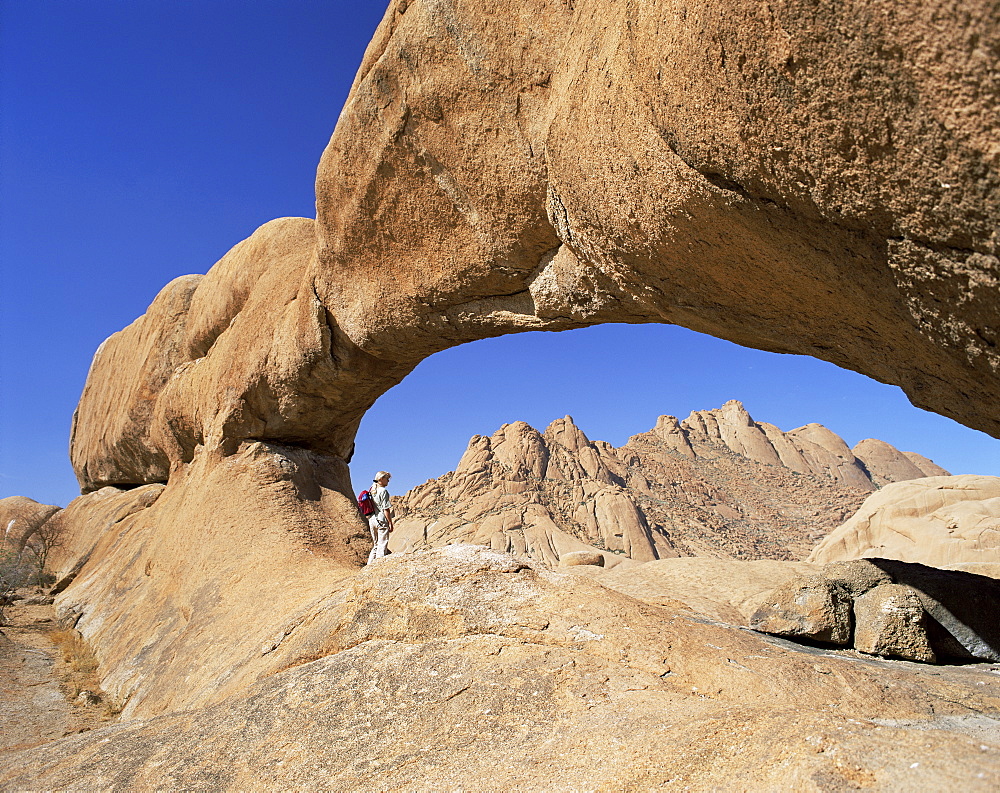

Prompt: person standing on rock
[{"left": 367, "top": 471, "right": 394, "bottom": 564}]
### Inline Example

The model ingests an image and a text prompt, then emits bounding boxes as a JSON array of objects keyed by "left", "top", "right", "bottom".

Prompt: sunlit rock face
[
  {"left": 48, "top": 0, "right": 1000, "bottom": 766},
  {"left": 809, "top": 475, "right": 1000, "bottom": 569},
  {"left": 72, "top": 0, "right": 999, "bottom": 498},
  {"left": 316, "top": 0, "right": 1000, "bottom": 440},
  {"left": 392, "top": 401, "right": 946, "bottom": 567},
  {"left": 5, "top": 548, "right": 1000, "bottom": 790}
]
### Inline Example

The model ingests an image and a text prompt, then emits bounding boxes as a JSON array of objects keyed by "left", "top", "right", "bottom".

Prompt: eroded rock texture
[
  {"left": 3, "top": 548, "right": 1000, "bottom": 790},
  {"left": 392, "top": 401, "right": 943, "bottom": 566},
  {"left": 809, "top": 475, "right": 1000, "bottom": 568},
  {"left": 30, "top": 0, "right": 1000, "bottom": 785},
  {"left": 70, "top": 0, "right": 999, "bottom": 498},
  {"left": 317, "top": 0, "right": 1000, "bottom": 440}
]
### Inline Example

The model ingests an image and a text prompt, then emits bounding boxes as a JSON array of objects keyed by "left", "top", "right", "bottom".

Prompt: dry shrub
[{"left": 50, "top": 627, "right": 99, "bottom": 675}]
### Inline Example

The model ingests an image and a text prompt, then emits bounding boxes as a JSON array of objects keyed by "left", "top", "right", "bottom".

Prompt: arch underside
[
  {"left": 69, "top": 0, "right": 998, "bottom": 510},
  {"left": 46, "top": 0, "right": 1000, "bottom": 724}
]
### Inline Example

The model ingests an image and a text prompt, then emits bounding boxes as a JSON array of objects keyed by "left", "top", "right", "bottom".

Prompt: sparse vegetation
[
  {"left": 22, "top": 519, "right": 64, "bottom": 588},
  {"left": 0, "top": 547, "right": 32, "bottom": 624},
  {"left": 50, "top": 627, "right": 99, "bottom": 676},
  {"left": 49, "top": 626, "right": 118, "bottom": 719}
]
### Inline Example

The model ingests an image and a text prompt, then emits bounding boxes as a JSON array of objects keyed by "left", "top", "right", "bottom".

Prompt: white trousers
[{"left": 368, "top": 517, "right": 390, "bottom": 563}]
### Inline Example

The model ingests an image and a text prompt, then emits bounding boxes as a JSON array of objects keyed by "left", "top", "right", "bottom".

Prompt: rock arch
[
  {"left": 71, "top": 0, "right": 999, "bottom": 505},
  {"left": 52, "top": 0, "right": 1000, "bottom": 719}
]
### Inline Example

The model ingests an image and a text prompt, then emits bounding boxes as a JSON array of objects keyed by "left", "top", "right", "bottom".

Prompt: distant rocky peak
[
  {"left": 543, "top": 415, "right": 590, "bottom": 449},
  {"left": 490, "top": 421, "right": 548, "bottom": 480},
  {"left": 636, "top": 401, "right": 948, "bottom": 491},
  {"left": 852, "top": 438, "right": 949, "bottom": 486},
  {"left": 543, "top": 415, "right": 617, "bottom": 484}
]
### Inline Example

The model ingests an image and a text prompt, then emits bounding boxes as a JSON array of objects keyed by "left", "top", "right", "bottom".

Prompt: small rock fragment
[
  {"left": 559, "top": 551, "right": 605, "bottom": 567},
  {"left": 75, "top": 690, "right": 102, "bottom": 706}
]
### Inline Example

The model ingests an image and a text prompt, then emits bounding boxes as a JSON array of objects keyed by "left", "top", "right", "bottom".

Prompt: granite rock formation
[
  {"left": 68, "top": 0, "right": 998, "bottom": 501},
  {"left": 750, "top": 558, "right": 1000, "bottom": 663},
  {"left": 391, "top": 400, "right": 946, "bottom": 566},
  {"left": 809, "top": 475, "right": 1000, "bottom": 568},
  {"left": 0, "top": 496, "right": 60, "bottom": 555},
  {"left": 11, "top": 0, "right": 1000, "bottom": 786},
  {"left": 3, "top": 547, "right": 999, "bottom": 790}
]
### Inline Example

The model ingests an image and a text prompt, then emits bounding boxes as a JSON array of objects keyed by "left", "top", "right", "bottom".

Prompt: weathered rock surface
[
  {"left": 809, "top": 475, "right": 1000, "bottom": 568},
  {"left": 822, "top": 558, "right": 894, "bottom": 596},
  {"left": 393, "top": 401, "right": 941, "bottom": 567},
  {"left": 44, "top": 484, "right": 165, "bottom": 593},
  {"left": 69, "top": 218, "right": 414, "bottom": 495},
  {"left": 19, "top": 0, "right": 1000, "bottom": 787},
  {"left": 872, "top": 559, "right": 1000, "bottom": 662},
  {"left": 3, "top": 547, "right": 999, "bottom": 791},
  {"left": 316, "top": 0, "right": 1000, "bottom": 442},
  {"left": 595, "top": 556, "right": 820, "bottom": 624},
  {"left": 0, "top": 496, "right": 60, "bottom": 554},
  {"left": 749, "top": 574, "right": 854, "bottom": 644},
  {"left": 68, "top": 0, "right": 997, "bottom": 500},
  {"left": 751, "top": 558, "right": 1000, "bottom": 662},
  {"left": 853, "top": 583, "right": 936, "bottom": 663},
  {"left": 50, "top": 443, "right": 369, "bottom": 719}
]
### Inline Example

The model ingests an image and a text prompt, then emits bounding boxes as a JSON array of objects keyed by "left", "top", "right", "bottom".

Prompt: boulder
[
  {"left": 0, "top": 496, "right": 61, "bottom": 554},
  {"left": 821, "top": 559, "right": 893, "bottom": 597},
  {"left": 753, "top": 558, "right": 1000, "bottom": 662},
  {"left": 853, "top": 583, "right": 936, "bottom": 663},
  {"left": 872, "top": 559, "right": 1000, "bottom": 662},
  {"left": 809, "top": 475, "right": 1000, "bottom": 568},
  {"left": 558, "top": 550, "right": 605, "bottom": 567},
  {"left": 748, "top": 575, "right": 853, "bottom": 644}
]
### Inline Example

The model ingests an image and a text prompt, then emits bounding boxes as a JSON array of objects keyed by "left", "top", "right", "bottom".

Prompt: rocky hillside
[{"left": 391, "top": 400, "right": 948, "bottom": 566}]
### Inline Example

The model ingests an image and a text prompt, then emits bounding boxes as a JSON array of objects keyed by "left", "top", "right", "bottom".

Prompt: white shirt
[{"left": 370, "top": 484, "right": 392, "bottom": 522}]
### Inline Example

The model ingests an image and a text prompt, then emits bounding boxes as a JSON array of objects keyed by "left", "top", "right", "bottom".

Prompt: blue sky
[{"left": 2, "top": 1, "right": 997, "bottom": 507}]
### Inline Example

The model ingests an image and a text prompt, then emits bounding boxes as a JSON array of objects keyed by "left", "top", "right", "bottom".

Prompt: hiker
[{"left": 367, "top": 471, "right": 394, "bottom": 563}]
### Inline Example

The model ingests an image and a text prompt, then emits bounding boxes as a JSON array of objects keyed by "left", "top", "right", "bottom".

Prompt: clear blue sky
[{"left": 2, "top": 1, "right": 997, "bottom": 507}]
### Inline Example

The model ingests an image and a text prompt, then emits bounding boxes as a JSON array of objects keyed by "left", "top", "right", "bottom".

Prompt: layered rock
[
  {"left": 809, "top": 475, "right": 1000, "bottom": 568},
  {"left": 392, "top": 401, "right": 945, "bottom": 566}
]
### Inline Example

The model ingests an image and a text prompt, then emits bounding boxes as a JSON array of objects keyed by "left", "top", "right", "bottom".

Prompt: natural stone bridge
[
  {"left": 48, "top": 0, "right": 999, "bottom": 720},
  {"left": 72, "top": 0, "right": 998, "bottom": 502}
]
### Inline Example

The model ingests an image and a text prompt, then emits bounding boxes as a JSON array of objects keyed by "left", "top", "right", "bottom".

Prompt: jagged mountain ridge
[{"left": 391, "top": 400, "right": 948, "bottom": 566}]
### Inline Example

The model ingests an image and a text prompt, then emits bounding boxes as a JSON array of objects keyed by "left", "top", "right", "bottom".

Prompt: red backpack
[{"left": 357, "top": 490, "right": 376, "bottom": 517}]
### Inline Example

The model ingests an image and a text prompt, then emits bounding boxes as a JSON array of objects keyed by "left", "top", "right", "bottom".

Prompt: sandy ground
[{"left": 0, "top": 596, "right": 112, "bottom": 756}]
